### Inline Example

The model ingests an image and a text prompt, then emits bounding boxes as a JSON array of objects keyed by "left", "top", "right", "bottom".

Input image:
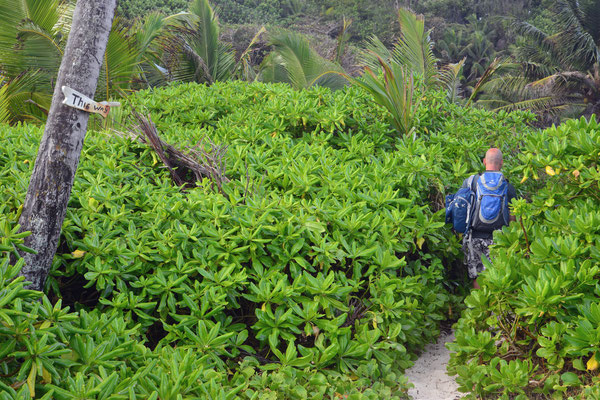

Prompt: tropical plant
[
  {"left": 334, "top": 17, "right": 352, "bottom": 65},
  {"left": 482, "top": 0, "right": 600, "bottom": 120},
  {"left": 351, "top": 8, "right": 441, "bottom": 136},
  {"left": 439, "top": 58, "right": 466, "bottom": 103},
  {"left": 346, "top": 56, "right": 418, "bottom": 136},
  {"left": 259, "top": 30, "right": 347, "bottom": 90},
  {"left": 0, "top": 83, "right": 8, "bottom": 124},
  {"left": 232, "top": 26, "right": 267, "bottom": 82},
  {"left": 361, "top": 8, "right": 438, "bottom": 88},
  {"left": 161, "top": 0, "right": 235, "bottom": 84},
  {"left": 0, "top": 0, "right": 70, "bottom": 122},
  {"left": 0, "top": 0, "right": 144, "bottom": 123},
  {"left": 1, "top": 78, "right": 535, "bottom": 398}
]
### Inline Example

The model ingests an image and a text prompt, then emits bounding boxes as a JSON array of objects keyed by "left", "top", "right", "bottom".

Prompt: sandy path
[{"left": 404, "top": 331, "right": 462, "bottom": 400}]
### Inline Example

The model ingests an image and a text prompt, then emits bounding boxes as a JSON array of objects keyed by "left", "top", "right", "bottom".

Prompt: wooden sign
[{"left": 61, "top": 86, "right": 120, "bottom": 118}]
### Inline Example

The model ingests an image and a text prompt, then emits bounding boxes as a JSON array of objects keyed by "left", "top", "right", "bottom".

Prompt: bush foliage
[
  {"left": 0, "top": 81, "right": 534, "bottom": 397},
  {"left": 448, "top": 115, "right": 600, "bottom": 399}
]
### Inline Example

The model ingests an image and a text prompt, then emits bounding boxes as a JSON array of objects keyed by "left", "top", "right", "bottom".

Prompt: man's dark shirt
[{"left": 461, "top": 171, "right": 517, "bottom": 240}]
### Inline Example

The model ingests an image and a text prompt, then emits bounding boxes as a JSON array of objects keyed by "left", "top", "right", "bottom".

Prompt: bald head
[{"left": 484, "top": 148, "right": 503, "bottom": 171}]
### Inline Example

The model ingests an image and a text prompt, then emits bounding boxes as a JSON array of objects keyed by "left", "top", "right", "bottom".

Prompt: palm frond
[
  {"left": 439, "top": 58, "right": 465, "bottom": 103},
  {"left": 0, "top": 0, "right": 68, "bottom": 79},
  {"left": 0, "top": 83, "right": 10, "bottom": 124},
  {"left": 0, "top": 0, "right": 22, "bottom": 55},
  {"left": 260, "top": 30, "right": 347, "bottom": 91},
  {"left": 21, "top": 0, "right": 62, "bottom": 34},
  {"left": 259, "top": 53, "right": 288, "bottom": 84},
  {"left": 161, "top": 0, "right": 235, "bottom": 84},
  {"left": 17, "top": 20, "right": 64, "bottom": 71},
  {"left": 529, "top": 71, "right": 597, "bottom": 93},
  {"left": 334, "top": 17, "right": 352, "bottom": 64},
  {"left": 0, "top": 71, "right": 51, "bottom": 123},
  {"left": 359, "top": 35, "right": 392, "bottom": 71},
  {"left": 392, "top": 8, "right": 438, "bottom": 87},
  {"left": 492, "top": 96, "right": 564, "bottom": 113},
  {"left": 582, "top": 0, "right": 600, "bottom": 45},
  {"left": 189, "top": 0, "right": 222, "bottom": 80},
  {"left": 97, "top": 18, "right": 141, "bottom": 101},
  {"left": 512, "top": 21, "right": 573, "bottom": 70},
  {"left": 234, "top": 26, "right": 266, "bottom": 81},
  {"left": 467, "top": 58, "right": 504, "bottom": 107},
  {"left": 555, "top": 0, "right": 586, "bottom": 32},
  {"left": 553, "top": 0, "right": 599, "bottom": 68},
  {"left": 347, "top": 56, "right": 417, "bottom": 136},
  {"left": 136, "top": 12, "right": 169, "bottom": 57},
  {"left": 52, "top": 0, "right": 75, "bottom": 36},
  {"left": 480, "top": 75, "right": 532, "bottom": 99}
]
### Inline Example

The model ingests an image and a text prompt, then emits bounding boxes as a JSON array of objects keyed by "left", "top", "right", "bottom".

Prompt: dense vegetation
[
  {"left": 3, "top": 1, "right": 600, "bottom": 398},
  {"left": 448, "top": 115, "right": 600, "bottom": 399},
  {"left": 1, "top": 80, "right": 534, "bottom": 398},
  {"left": 1, "top": 0, "right": 598, "bottom": 125}
]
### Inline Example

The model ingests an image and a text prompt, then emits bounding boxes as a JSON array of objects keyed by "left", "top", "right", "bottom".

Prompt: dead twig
[{"left": 124, "top": 109, "right": 229, "bottom": 193}]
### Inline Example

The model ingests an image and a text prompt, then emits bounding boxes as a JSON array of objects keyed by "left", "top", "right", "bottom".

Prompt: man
[{"left": 462, "top": 148, "right": 516, "bottom": 289}]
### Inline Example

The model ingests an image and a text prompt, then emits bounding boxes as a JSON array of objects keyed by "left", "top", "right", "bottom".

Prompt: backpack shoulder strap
[{"left": 468, "top": 173, "right": 480, "bottom": 192}]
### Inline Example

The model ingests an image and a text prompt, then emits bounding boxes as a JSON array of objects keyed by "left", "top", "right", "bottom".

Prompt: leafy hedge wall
[
  {"left": 0, "top": 81, "right": 532, "bottom": 398},
  {"left": 449, "top": 116, "right": 600, "bottom": 399}
]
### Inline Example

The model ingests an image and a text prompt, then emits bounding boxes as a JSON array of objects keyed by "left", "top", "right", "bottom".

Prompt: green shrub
[
  {"left": 448, "top": 115, "right": 600, "bottom": 399},
  {"left": 1, "top": 80, "right": 534, "bottom": 397}
]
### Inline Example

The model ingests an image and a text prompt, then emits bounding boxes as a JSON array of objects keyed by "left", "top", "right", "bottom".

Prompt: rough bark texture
[{"left": 17, "top": 0, "right": 117, "bottom": 291}]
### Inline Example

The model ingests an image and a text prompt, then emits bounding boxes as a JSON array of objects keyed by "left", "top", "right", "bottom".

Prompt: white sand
[{"left": 404, "top": 331, "right": 463, "bottom": 400}]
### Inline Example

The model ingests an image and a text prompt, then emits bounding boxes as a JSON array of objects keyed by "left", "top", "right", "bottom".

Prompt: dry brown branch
[{"left": 125, "top": 109, "right": 229, "bottom": 192}]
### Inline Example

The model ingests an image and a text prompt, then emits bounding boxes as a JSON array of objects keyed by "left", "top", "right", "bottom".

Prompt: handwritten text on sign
[{"left": 61, "top": 86, "right": 120, "bottom": 118}]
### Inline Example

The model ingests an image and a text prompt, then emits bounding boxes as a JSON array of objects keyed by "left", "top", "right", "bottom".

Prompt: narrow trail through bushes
[{"left": 405, "top": 331, "right": 462, "bottom": 400}]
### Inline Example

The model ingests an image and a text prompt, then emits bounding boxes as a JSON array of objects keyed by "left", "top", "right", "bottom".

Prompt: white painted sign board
[{"left": 61, "top": 86, "right": 120, "bottom": 118}]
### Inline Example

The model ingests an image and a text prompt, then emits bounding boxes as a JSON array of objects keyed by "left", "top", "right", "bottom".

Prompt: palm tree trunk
[{"left": 17, "top": 0, "right": 117, "bottom": 291}]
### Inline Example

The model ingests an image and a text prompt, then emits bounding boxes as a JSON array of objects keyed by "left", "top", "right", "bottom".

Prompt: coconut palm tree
[
  {"left": 161, "top": 0, "right": 236, "bottom": 84},
  {"left": 481, "top": 0, "right": 600, "bottom": 120},
  {"left": 360, "top": 8, "right": 439, "bottom": 89},
  {"left": 259, "top": 30, "right": 347, "bottom": 90},
  {"left": 350, "top": 8, "right": 442, "bottom": 137}
]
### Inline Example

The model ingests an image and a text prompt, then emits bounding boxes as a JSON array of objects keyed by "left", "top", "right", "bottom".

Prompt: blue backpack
[
  {"left": 470, "top": 172, "right": 510, "bottom": 233},
  {"left": 445, "top": 175, "right": 477, "bottom": 234}
]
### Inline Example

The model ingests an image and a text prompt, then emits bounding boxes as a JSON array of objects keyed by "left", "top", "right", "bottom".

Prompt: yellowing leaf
[
  {"left": 23, "top": 159, "right": 30, "bottom": 164},
  {"left": 88, "top": 197, "right": 99, "bottom": 209},
  {"left": 261, "top": 303, "right": 266, "bottom": 312},
  {"left": 545, "top": 165, "right": 556, "bottom": 176},
  {"left": 416, "top": 237, "right": 425, "bottom": 249},
  {"left": 39, "top": 320, "right": 52, "bottom": 329},
  {"left": 588, "top": 354, "right": 599, "bottom": 371},
  {"left": 372, "top": 317, "right": 377, "bottom": 330},
  {"left": 71, "top": 249, "right": 86, "bottom": 258},
  {"left": 520, "top": 174, "right": 528, "bottom": 184},
  {"left": 42, "top": 366, "right": 52, "bottom": 384},
  {"left": 27, "top": 363, "right": 37, "bottom": 397}
]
